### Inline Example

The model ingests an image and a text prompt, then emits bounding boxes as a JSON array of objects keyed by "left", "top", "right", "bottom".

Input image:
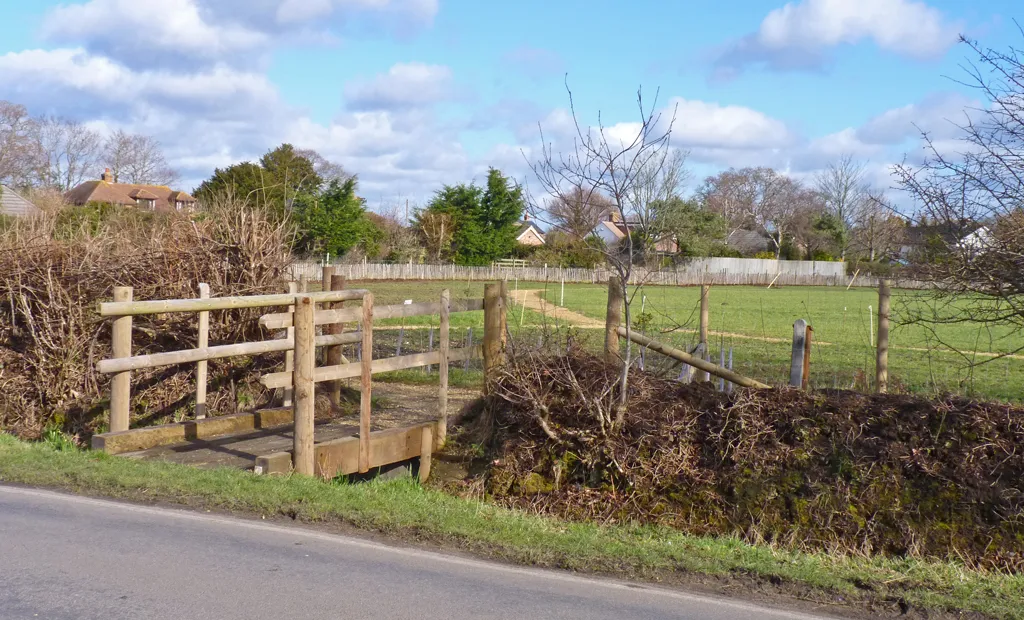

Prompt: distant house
[
  {"left": 0, "top": 184, "right": 39, "bottom": 218},
  {"left": 593, "top": 210, "right": 678, "bottom": 253},
  {"left": 899, "top": 221, "right": 986, "bottom": 260},
  {"left": 65, "top": 169, "right": 197, "bottom": 212},
  {"left": 516, "top": 219, "right": 546, "bottom": 246},
  {"left": 725, "top": 229, "right": 771, "bottom": 256}
]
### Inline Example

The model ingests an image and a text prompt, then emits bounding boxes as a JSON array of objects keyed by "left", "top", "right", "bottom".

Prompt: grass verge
[{"left": 0, "top": 433, "right": 1020, "bottom": 619}]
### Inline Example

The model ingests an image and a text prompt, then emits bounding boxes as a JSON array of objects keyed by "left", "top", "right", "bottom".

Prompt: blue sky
[{"left": 0, "top": 0, "right": 1018, "bottom": 211}]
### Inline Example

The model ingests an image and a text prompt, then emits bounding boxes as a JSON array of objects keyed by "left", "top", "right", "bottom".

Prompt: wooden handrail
[
  {"left": 259, "top": 345, "right": 482, "bottom": 389},
  {"left": 98, "top": 289, "right": 369, "bottom": 317},
  {"left": 260, "top": 298, "right": 484, "bottom": 329},
  {"left": 96, "top": 333, "right": 361, "bottom": 374}
]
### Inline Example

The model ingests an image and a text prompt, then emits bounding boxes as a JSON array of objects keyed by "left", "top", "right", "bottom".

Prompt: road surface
[{"left": 0, "top": 485, "right": 841, "bottom": 620}]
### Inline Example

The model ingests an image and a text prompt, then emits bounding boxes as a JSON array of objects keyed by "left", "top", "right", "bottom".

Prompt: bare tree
[
  {"left": 816, "top": 154, "right": 869, "bottom": 260},
  {"left": 701, "top": 167, "right": 803, "bottom": 258},
  {"left": 295, "top": 149, "right": 350, "bottom": 186},
  {"left": 102, "top": 130, "right": 178, "bottom": 185},
  {"left": 417, "top": 211, "right": 454, "bottom": 261},
  {"left": 850, "top": 190, "right": 906, "bottom": 261},
  {"left": 547, "top": 185, "right": 614, "bottom": 240},
  {"left": 627, "top": 148, "right": 691, "bottom": 258},
  {"left": 894, "top": 33, "right": 1024, "bottom": 357},
  {"left": 0, "top": 101, "right": 41, "bottom": 188},
  {"left": 34, "top": 116, "right": 101, "bottom": 191},
  {"left": 528, "top": 83, "right": 677, "bottom": 429}
]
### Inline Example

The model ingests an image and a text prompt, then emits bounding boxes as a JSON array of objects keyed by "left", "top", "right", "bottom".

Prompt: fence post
[
  {"left": 483, "top": 282, "right": 506, "bottom": 393},
  {"left": 419, "top": 425, "right": 433, "bottom": 483},
  {"left": 876, "top": 279, "right": 891, "bottom": 394},
  {"left": 195, "top": 283, "right": 210, "bottom": 419},
  {"left": 699, "top": 284, "right": 710, "bottom": 382},
  {"left": 438, "top": 289, "right": 450, "bottom": 446},
  {"left": 802, "top": 325, "right": 813, "bottom": 390},
  {"left": 790, "top": 319, "right": 808, "bottom": 388},
  {"left": 293, "top": 295, "right": 315, "bottom": 476},
  {"left": 605, "top": 277, "right": 623, "bottom": 364},
  {"left": 359, "top": 292, "right": 374, "bottom": 473},
  {"left": 327, "top": 274, "right": 346, "bottom": 408},
  {"left": 283, "top": 282, "right": 297, "bottom": 407},
  {"left": 110, "top": 286, "right": 133, "bottom": 433}
]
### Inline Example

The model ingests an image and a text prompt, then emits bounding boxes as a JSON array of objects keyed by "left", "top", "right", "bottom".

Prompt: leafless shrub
[{"left": 0, "top": 197, "right": 296, "bottom": 439}]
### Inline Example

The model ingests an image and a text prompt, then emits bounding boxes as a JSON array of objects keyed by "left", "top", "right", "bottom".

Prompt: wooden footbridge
[{"left": 91, "top": 275, "right": 507, "bottom": 480}]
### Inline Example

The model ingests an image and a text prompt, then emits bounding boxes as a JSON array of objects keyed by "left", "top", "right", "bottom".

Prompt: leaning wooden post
[
  {"left": 293, "top": 295, "right": 316, "bottom": 476},
  {"left": 699, "top": 284, "right": 711, "bottom": 382},
  {"left": 604, "top": 277, "right": 623, "bottom": 365},
  {"left": 327, "top": 274, "right": 346, "bottom": 407},
  {"left": 195, "top": 283, "right": 210, "bottom": 419},
  {"left": 790, "top": 319, "right": 808, "bottom": 388},
  {"left": 876, "top": 279, "right": 891, "bottom": 394},
  {"left": 283, "top": 281, "right": 297, "bottom": 407},
  {"left": 438, "top": 289, "right": 450, "bottom": 446},
  {"left": 359, "top": 292, "right": 374, "bottom": 473},
  {"left": 109, "top": 286, "right": 133, "bottom": 433},
  {"left": 483, "top": 282, "right": 505, "bottom": 394}
]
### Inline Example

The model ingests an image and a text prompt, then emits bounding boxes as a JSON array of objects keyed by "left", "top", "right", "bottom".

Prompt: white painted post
[{"left": 790, "top": 319, "right": 808, "bottom": 388}]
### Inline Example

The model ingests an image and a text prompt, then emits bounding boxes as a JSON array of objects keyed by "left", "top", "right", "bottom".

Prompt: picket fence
[{"left": 288, "top": 258, "right": 852, "bottom": 287}]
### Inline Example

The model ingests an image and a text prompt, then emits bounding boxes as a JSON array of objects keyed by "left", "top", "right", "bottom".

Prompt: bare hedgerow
[{"left": 0, "top": 197, "right": 295, "bottom": 439}]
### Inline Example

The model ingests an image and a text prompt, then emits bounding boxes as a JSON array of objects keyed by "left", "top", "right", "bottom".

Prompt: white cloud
[
  {"left": 41, "top": 0, "right": 438, "bottom": 70},
  {"left": 669, "top": 98, "right": 794, "bottom": 149},
  {"left": 856, "top": 93, "right": 977, "bottom": 144},
  {"left": 345, "top": 63, "right": 456, "bottom": 111},
  {"left": 714, "top": 0, "right": 960, "bottom": 78}
]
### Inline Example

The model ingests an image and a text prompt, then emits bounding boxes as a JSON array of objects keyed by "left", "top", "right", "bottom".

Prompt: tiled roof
[{"left": 65, "top": 177, "right": 194, "bottom": 211}]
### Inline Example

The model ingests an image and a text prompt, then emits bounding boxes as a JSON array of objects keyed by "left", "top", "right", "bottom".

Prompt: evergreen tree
[{"left": 294, "top": 178, "right": 370, "bottom": 256}]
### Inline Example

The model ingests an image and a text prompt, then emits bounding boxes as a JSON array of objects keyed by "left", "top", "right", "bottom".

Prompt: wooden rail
[
  {"left": 259, "top": 299, "right": 484, "bottom": 330},
  {"left": 98, "top": 289, "right": 368, "bottom": 317},
  {"left": 616, "top": 326, "right": 770, "bottom": 389},
  {"left": 259, "top": 346, "right": 482, "bottom": 389}
]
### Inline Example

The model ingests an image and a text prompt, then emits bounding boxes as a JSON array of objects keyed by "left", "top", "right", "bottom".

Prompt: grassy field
[
  {"left": 2, "top": 433, "right": 1021, "bottom": 620},
  {"left": 342, "top": 280, "right": 1024, "bottom": 402}
]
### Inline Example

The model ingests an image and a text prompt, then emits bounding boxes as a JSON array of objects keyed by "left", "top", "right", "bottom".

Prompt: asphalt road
[{"left": 0, "top": 485, "right": 841, "bottom": 620}]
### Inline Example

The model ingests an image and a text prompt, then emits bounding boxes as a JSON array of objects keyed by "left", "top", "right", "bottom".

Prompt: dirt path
[{"left": 514, "top": 290, "right": 605, "bottom": 328}]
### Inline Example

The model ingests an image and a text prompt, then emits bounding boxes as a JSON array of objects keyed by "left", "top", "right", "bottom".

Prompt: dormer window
[{"left": 129, "top": 188, "right": 159, "bottom": 210}]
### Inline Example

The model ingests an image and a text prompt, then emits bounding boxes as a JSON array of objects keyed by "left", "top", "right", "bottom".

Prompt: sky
[{"left": 0, "top": 0, "right": 1018, "bottom": 213}]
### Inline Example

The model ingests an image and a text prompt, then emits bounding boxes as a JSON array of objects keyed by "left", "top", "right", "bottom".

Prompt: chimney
[{"left": 101, "top": 168, "right": 113, "bottom": 183}]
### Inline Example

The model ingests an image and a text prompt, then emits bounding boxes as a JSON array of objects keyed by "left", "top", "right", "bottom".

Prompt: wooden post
[
  {"left": 876, "top": 279, "right": 891, "bottom": 394},
  {"left": 483, "top": 282, "right": 505, "bottom": 393},
  {"left": 327, "top": 274, "right": 345, "bottom": 408},
  {"left": 320, "top": 265, "right": 336, "bottom": 367},
  {"left": 293, "top": 295, "right": 315, "bottom": 476},
  {"left": 419, "top": 425, "right": 433, "bottom": 483},
  {"left": 699, "top": 284, "right": 710, "bottom": 382},
  {"left": 802, "top": 325, "right": 813, "bottom": 390},
  {"left": 283, "top": 282, "right": 297, "bottom": 407},
  {"left": 604, "top": 277, "right": 623, "bottom": 364},
  {"left": 438, "top": 289, "right": 450, "bottom": 446},
  {"left": 195, "top": 283, "right": 210, "bottom": 419},
  {"left": 790, "top": 319, "right": 808, "bottom": 388},
  {"left": 110, "top": 286, "right": 133, "bottom": 433},
  {"left": 359, "top": 292, "right": 374, "bottom": 473}
]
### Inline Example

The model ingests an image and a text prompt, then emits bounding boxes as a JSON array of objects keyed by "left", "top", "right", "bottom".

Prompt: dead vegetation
[
  {"left": 0, "top": 198, "right": 295, "bottom": 439},
  {"left": 486, "top": 346, "right": 1024, "bottom": 572}
]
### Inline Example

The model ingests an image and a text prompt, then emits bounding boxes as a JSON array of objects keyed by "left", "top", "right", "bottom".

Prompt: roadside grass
[{"left": 1, "top": 433, "right": 1021, "bottom": 619}]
